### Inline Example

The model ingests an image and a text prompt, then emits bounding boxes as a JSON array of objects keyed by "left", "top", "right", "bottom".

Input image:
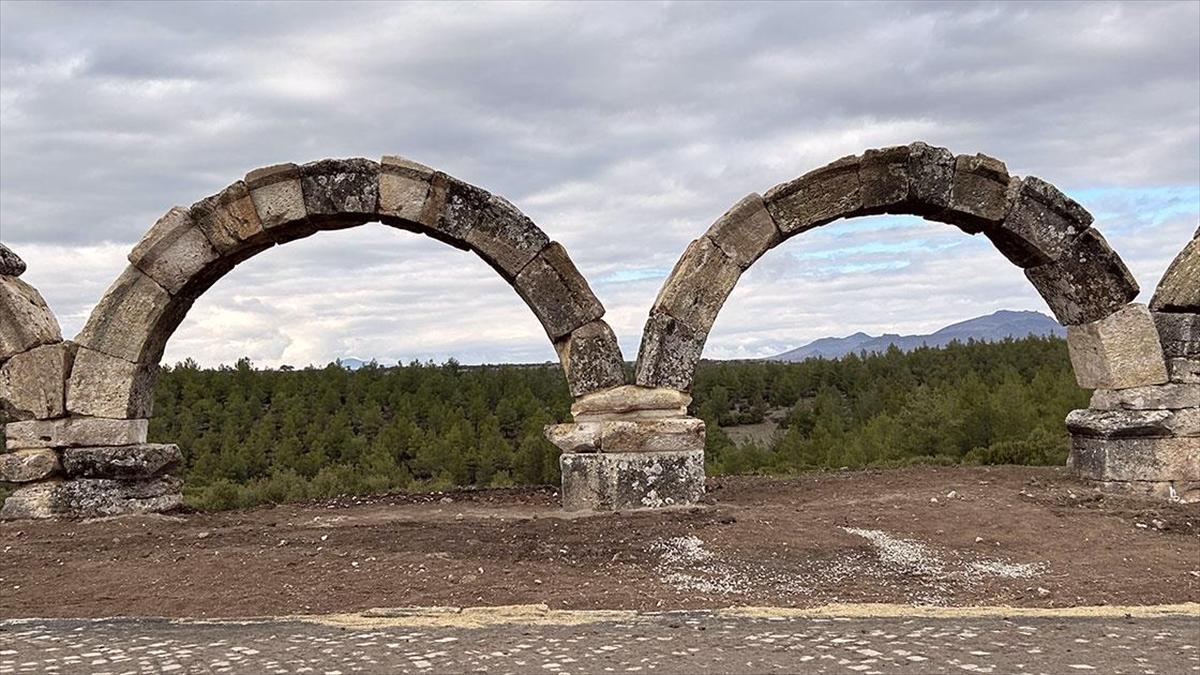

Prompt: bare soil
[{"left": 1, "top": 466, "right": 1197, "bottom": 618}]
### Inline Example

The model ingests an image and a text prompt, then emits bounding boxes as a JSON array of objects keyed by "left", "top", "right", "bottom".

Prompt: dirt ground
[{"left": 1, "top": 466, "right": 1198, "bottom": 618}]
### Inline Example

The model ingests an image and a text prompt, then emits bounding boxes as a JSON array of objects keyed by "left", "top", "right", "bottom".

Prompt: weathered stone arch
[
  {"left": 1, "top": 157, "right": 628, "bottom": 518},
  {"left": 64, "top": 156, "right": 626, "bottom": 423},
  {"left": 624, "top": 141, "right": 1194, "bottom": 503},
  {"left": 635, "top": 142, "right": 1151, "bottom": 392}
]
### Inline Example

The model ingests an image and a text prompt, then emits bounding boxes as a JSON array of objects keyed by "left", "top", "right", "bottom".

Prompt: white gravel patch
[{"left": 648, "top": 528, "right": 1047, "bottom": 604}]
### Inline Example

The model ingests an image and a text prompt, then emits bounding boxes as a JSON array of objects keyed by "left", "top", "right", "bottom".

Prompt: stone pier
[
  {"left": 545, "top": 385, "right": 706, "bottom": 511},
  {"left": 1065, "top": 230, "right": 1200, "bottom": 502}
]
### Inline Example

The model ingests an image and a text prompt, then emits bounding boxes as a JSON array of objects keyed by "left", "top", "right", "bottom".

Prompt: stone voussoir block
[
  {"left": 553, "top": 320, "right": 626, "bottom": 398},
  {"left": 1151, "top": 233, "right": 1199, "bottom": 313},
  {"left": 859, "top": 145, "right": 911, "bottom": 214},
  {"left": 0, "top": 475, "right": 182, "bottom": 520},
  {"left": 5, "top": 417, "right": 148, "bottom": 450},
  {"left": 764, "top": 154, "right": 863, "bottom": 236},
  {"left": 378, "top": 155, "right": 435, "bottom": 225},
  {"left": 704, "top": 193, "right": 782, "bottom": 270},
  {"left": 0, "top": 448, "right": 61, "bottom": 483},
  {"left": 1, "top": 275, "right": 62, "bottom": 361},
  {"left": 190, "top": 180, "right": 270, "bottom": 255},
  {"left": 299, "top": 158, "right": 380, "bottom": 227},
  {"left": 634, "top": 311, "right": 705, "bottom": 393},
  {"left": 1069, "top": 435, "right": 1199, "bottom": 482},
  {"left": 0, "top": 243, "right": 26, "bottom": 277},
  {"left": 128, "top": 206, "right": 221, "bottom": 295},
  {"left": 1066, "top": 303, "right": 1168, "bottom": 390},
  {"left": 942, "top": 153, "right": 1014, "bottom": 233},
  {"left": 1025, "top": 229, "right": 1139, "bottom": 326},
  {"left": 906, "top": 141, "right": 955, "bottom": 214},
  {"left": 570, "top": 384, "right": 692, "bottom": 421},
  {"left": 455, "top": 188, "right": 550, "bottom": 280},
  {"left": 0, "top": 342, "right": 73, "bottom": 420},
  {"left": 1090, "top": 383, "right": 1200, "bottom": 411},
  {"left": 544, "top": 422, "right": 602, "bottom": 454},
  {"left": 73, "top": 265, "right": 192, "bottom": 366},
  {"left": 1153, "top": 311, "right": 1200, "bottom": 358},
  {"left": 1066, "top": 407, "right": 1200, "bottom": 438},
  {"left": 985, "top": 176, "right": 1093, "bottom": 268},
  {"left": 599, "top": 418, "right": 706, "bottom": 454},
  {"left": 66, "top": 346, "right": 158, "bottom": 419},
  {"left": 559, "top": 449, "right": 705, "bottom": 512},
  {"left": 514, "top": 242, "right": 605, "bottom": 341},
  {"left": 245, "top": 163, "right": 309, "bottom": 236},
  {"left": 652, "top": 237, "right": 741, "bottom": 338},
  {"left": 61, "top": 443, "right": 182, "bottom": 479}
]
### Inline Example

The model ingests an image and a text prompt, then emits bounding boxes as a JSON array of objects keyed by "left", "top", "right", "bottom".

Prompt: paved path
[{"left": 2, "top": 609, "right": 1198, "bottom": 674}]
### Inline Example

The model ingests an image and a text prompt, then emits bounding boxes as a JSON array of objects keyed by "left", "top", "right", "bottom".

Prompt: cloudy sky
[{"left": 2, "top": 1, "right": 1197, "bottom": 367}]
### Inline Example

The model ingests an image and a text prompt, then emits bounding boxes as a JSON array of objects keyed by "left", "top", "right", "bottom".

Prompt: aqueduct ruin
[{"left": 1, "top": 143, "right": 1197, "bottom": 518}]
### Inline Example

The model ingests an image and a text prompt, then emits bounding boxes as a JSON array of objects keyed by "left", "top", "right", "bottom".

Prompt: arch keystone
[
  {"left": 906, "top": 141, "right": 955, "bottom": 213},
  {"left": 299, "top": 158, "right": 379, "bottom": 226},
  {"left": 859, "top": 145, "right": 911, "bottom": 213}
]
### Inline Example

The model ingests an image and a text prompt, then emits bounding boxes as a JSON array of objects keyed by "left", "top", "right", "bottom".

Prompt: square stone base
[{"left": 560, "top": 450, "right": 705, "bottom": 512}]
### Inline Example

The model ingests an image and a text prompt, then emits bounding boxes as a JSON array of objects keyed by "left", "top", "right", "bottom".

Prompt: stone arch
[
  {"left": 63, "top": 156, "right": 627, "bottom": 423},
  {"left": 634, "top": 142, "right": 1157, "bottom": 393}
]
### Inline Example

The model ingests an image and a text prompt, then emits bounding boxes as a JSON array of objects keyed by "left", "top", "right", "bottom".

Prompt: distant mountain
[{"left": 767, "top": 310, "right": 1064, "bottom": 362}]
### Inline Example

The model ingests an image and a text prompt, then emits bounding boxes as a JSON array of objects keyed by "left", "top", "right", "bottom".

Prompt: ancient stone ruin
[{"left": 1, "top": 143, "right": 1196, "bottom": 519}]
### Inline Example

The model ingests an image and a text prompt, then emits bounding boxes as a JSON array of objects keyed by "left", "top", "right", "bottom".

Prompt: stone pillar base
[
  {"left": 1067, "top": 413, "right": 1199, "bottom": 503},
  {"left": 560, "top": 450, "right": 705, "bottom": 512}
]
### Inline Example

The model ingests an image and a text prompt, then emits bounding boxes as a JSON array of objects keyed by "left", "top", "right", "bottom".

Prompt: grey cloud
[{"left": 2, "top": 1, "right": 1197, "bottom": 366}]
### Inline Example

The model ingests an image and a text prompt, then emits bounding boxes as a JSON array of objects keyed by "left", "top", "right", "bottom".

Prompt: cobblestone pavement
[{"left": 1, "top": 609, "right": 1197, "bottom": 674}]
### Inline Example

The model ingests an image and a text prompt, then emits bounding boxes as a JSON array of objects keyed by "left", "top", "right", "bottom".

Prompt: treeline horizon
[
  {"left": 0, "top": 336, "right": 1086, "bottom": 511},
  {"left": 137, "top": 335, "right": 1087, "bottom": 511}
]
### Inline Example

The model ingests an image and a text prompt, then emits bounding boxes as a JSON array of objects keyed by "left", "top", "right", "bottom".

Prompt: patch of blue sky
[
  {"left": 789, "top": 238, "right": 960, "bottom": 261},
  {"left": 596, "top": 267, "right": 672, "bottom": 284},
  {"left": 1070, "top": 186, "right": 1200, "bottom": 231},
  {"left": 815, "top": 214, "right": 930, "bottom": 235}
]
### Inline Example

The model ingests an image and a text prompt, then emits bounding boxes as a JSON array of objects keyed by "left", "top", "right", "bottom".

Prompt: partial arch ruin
[
  {"left": 619, "top": 142, "right": 1195, "bottom": 503},
  {"left": 2, "top": 143, "right": 1196, "bottom": 518},
  {"left": 0, "top": 156, "right": 627, "bottom": 517}
]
